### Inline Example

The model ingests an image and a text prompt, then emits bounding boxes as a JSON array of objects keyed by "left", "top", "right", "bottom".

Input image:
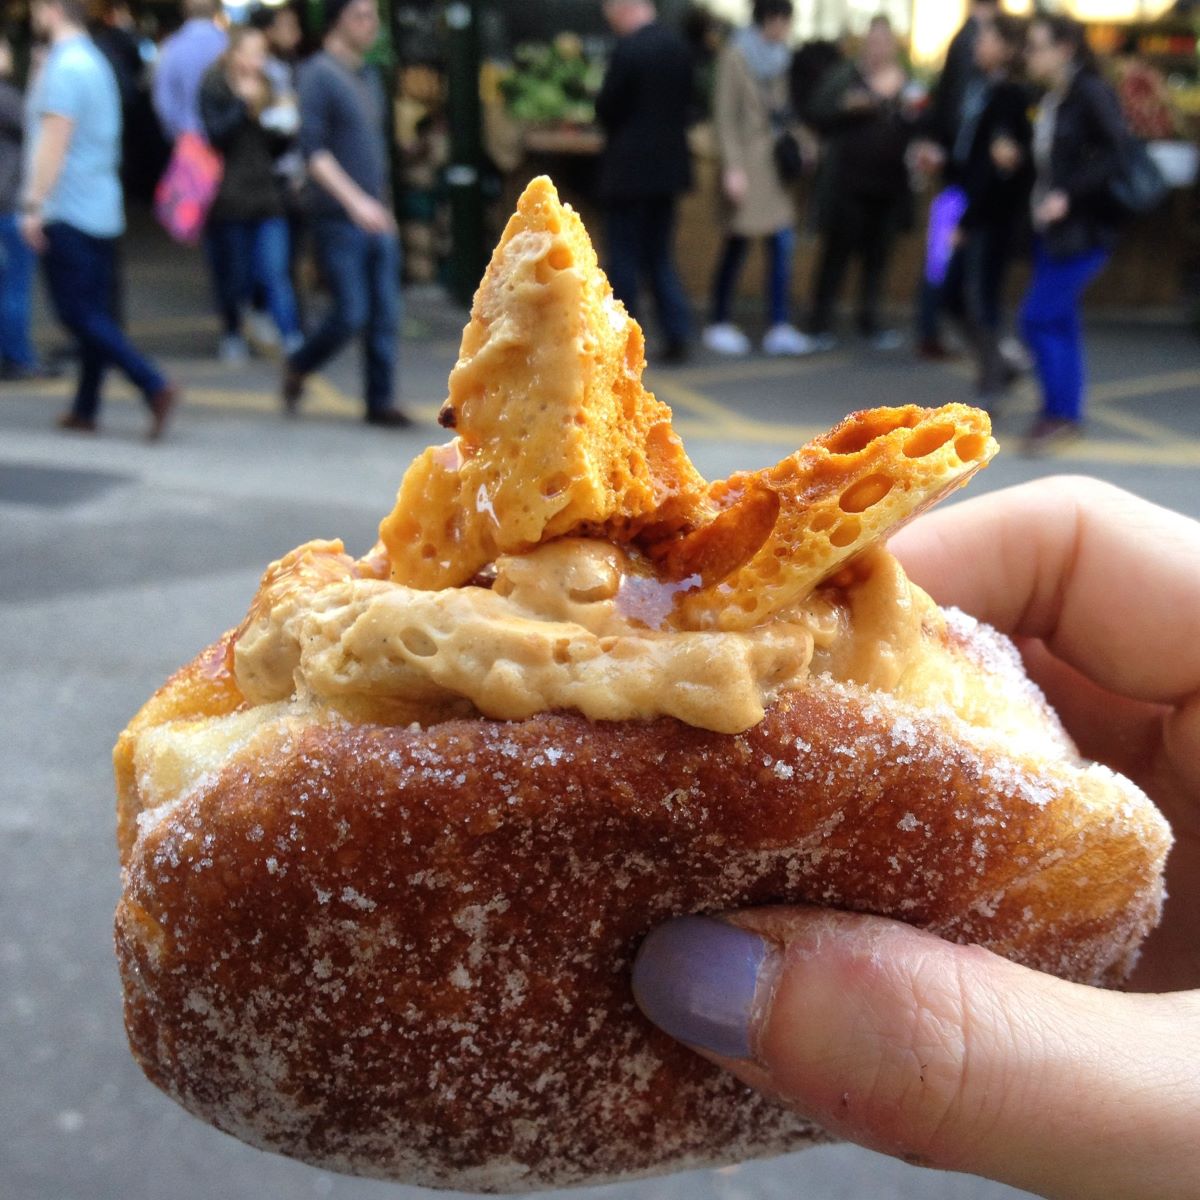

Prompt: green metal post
[{"left": 444, "top": 0, "right": 488, "bottom": 307}]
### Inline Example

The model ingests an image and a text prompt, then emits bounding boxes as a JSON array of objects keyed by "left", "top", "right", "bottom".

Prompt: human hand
[
  {"left": 722, "top": 167, "right": 748, "bottom": 206},
  {"left": 910, "top": 138, "right": 945, "bottom": 176},
  {"left": 1034, "top": 188, "right": 1070, "bottom": 226},
  {"left": 869, "top": 64, "right": 905, "bottom": 102},
  {"left": 632, "top": 478, "right": 1200, "bottom": 1200},
  {"left": 843, "top": 87, "right": 875, "bottom": 113},
  {"left": 990, "top": 134, "right": 1022, "bottom": 173},
  {"left": 20, "top": 211, "right": 46, "bottom": 253},
  {"left": 231, "top": 68, "right": 269, "bottom": 112},
  {"left": 348, "top": 194, "right": 396, "bottom": 235}
]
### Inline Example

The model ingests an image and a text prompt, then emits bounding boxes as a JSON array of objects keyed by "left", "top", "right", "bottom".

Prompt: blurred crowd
[
  {"left": 597, "top": 0, "right": 1164, "bottom": 453},
  {"left": 3, "top": 0, "right": 1181, "bottom": 452},
  {"left": 13, "top": 0, "right": 410, "bottom": 438}
]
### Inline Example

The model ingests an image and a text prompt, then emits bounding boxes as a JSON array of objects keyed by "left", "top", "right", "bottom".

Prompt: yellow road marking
[
  {"left": 1090, "top": 368, "right": 1200, "bottom": 404},
  {"left": 1088, "top": 405, "right": 1185, "bottom": 444},
  {"left": 1029, "top": 438, "right": 1200, "bottom": 468},
  {"left": 125, "top": 314, "right": 220, "bottom": 337},
  {"left": 648, "top": 375, "right": 750, "bottom": 431},
  {"left": 663, "top": 352, "right": 853, "bottom": 387}
]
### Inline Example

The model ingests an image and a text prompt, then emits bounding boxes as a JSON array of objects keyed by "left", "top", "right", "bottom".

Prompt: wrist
[{"left": 21, "top": 198, "right": 43, "bottom": 217}]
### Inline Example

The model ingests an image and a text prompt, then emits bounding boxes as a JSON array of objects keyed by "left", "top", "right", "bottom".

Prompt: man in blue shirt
[
  {"left": 283, "top": 0, "right": 410, "bottom": 427},
  {"left": 23, "top": 0, "right": 176, "bottom": 436},
  {"left": 151, "top": 0, "right": 226, "bottom": 141}
]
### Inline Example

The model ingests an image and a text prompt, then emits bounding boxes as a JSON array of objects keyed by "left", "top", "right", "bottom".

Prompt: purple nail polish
[{"left": 631, "top": 915, "right": 771, "bottom": 1060}]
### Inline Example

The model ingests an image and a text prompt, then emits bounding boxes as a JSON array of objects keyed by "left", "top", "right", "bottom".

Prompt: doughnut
[{"left": 113, "top": 177, "right": 1172, "bottom": 1192}]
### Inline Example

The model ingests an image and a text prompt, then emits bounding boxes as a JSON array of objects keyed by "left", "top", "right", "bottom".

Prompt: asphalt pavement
[{"left": 3, "top": 213, "right": 1198, "bottom": 1200}]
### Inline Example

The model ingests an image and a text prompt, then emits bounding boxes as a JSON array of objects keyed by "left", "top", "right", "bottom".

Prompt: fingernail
[{"left": 631, "top": 915, "right": 773, "bottom": 1060}]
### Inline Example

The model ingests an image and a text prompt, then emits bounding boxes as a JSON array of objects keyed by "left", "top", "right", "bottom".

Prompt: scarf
[{"left": 733, "top": 25, "right": 790, "bottom": 82}]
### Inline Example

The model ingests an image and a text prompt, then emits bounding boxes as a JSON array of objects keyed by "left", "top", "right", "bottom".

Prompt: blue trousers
[
  {"left": 0, "top": 212, "right": 36, "bottom": 367},
  {"left": 605, "top": 196, "right": 691, "bottom": 347},
  {"left": 1020, "top": 242, "right": 1109, "bottom": 422},
  {"left": 711, "top": 228, "right": 795, "bottom": 328},
  {"left": 206, "top": 216, "right": 300, "bottom": 341},
  {"left": 288, "top": 216, "right": 399, "bottom": 415},
  {"left": 41, "top": 221, "right": 166, "bottom": 419}
]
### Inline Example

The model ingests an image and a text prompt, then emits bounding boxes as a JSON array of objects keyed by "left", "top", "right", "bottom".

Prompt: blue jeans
[
  {"left": 711, "top": 228, "right": 795, "bottom": 328},
  {"left": 206, "top": 216, "right": 300, "bottom": 340},
  {"left": 1020, "top": 242, "right": 1110, "bottom": 422},
  {"left": 288, "top": 217, "right": 399, "bottom": 414},
  {"left": 41, "top": 221, "right": 166, "bottom": 419},
  {"left": 605, "top": 196, "right": 691, "bottom": 347},
  {"left": 0, "top": 212, "right": 36, "bottom": 367}
]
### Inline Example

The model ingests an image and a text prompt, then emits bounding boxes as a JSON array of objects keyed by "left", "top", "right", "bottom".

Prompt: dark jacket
[
  {"left": 199, "top": 68, "right": 286, "bottom": 222},
  {"left": 923, "top": 16, "right": 981, "bottom": 154},
  {"left": 807, "top": 60, "right": 916, "bottom": 228},
  {"left": 1039, "top": 69, "right": 1126, "bottom": 260},
  {"left": 595, "top": 22, "right": 692, "bottom": 200},
  {"left": 960, "top": 79, "right": 1033, "bottom": 232}
]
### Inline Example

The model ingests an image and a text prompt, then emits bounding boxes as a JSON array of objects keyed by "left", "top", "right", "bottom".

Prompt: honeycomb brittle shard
[{"left": 380, "top": 176, "right": 707, "bottom": 589}]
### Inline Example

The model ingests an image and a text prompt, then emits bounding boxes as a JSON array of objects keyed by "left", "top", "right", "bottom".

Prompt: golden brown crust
[
  {"left": 113, "top": 633, "right": 244, "bottom": 860},
  {"left": 115, "top": 631, "right": 1171, "bottom": 1190}
]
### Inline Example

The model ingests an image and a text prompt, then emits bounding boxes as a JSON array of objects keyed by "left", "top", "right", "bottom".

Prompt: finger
[
  {"left": 889, "top": 476, "right": 1200, "bottom": 706},
  {"left": 1014, "top": 637, "right": 1166, "bottom": 782},
  {"left": 633, "top": 910, "right": 1200, "bottom": 1200}
]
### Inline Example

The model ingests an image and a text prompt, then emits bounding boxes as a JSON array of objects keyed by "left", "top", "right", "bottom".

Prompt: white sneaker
[
  {"left": 762, "top": 323, "right": 814, "bottom": 356},
  {"left": 867, "top": 329, "right": 903, "bottom": 352},
  {"left": 808, "top": 332, "right": 839, "bottom": 353},
  {"left": 702, "top": 323, "right": 751, "bottom": 356},
  {"left": 218, "top": 334, "right": 250, "bottom": 365},
  {"left": 246, "top": 309, "right": 280, "bottom": 350}
]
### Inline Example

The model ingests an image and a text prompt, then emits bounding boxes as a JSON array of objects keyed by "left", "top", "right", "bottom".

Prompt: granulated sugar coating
[{"left": 115, "top": 621, "right": 1171, "bottom": 1189}]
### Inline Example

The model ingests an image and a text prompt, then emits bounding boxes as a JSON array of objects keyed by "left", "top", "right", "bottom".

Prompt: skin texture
[{"left": 682, "top": 477, "right": 1200, "bottom": 1200}]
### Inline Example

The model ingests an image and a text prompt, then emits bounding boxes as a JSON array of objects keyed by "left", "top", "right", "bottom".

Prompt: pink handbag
[{"left": 153, "top": 132, "right": 223, "bottom": 244}]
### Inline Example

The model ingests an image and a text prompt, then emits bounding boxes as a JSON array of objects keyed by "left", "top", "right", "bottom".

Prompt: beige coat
[{"left": 713, "top": 42, "right": 796, "bottom": 237}]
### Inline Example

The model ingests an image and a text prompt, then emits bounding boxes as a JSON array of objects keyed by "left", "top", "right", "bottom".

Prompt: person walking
[
  {"left": 0, "top": 32, "right": 47, "bottom": 381},
  {"left": 282, "top": 0, "right": 410, "bottom": 427},
  {"left": 913, "top": 0, "right": 1000, "bottom": 359},
  {"left": 941, "top": 13, "right": 1032, "bottom": 407},
  {"left": 199, "top": 24, "right": 302, "bottom": 361},
  {"left": 151, "top": 0, "right": 226, "bottom": 141},
  {"left": 249, "top": 2, "right": 307, "bottom": 339},
  {"left": 22, "top": 0, "right": 176, "bottom": 437},
  {"left": 596, "top": 0, "right": 693, "bottom": 364},
  {"left": 703, "top": 0, "right": 811, "bottom": 358},
  {"left": 804, "top": 17, "right": 918, "bottom": 351},
  {"left": 1021, "top": 14, "right": 1125, "bottom": 452}
]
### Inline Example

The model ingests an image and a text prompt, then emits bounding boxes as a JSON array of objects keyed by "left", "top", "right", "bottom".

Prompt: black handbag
[
  {"left": 773, "top": 128, "right": 805, "bottom": 183},
  {"left": 1108, "top": 136, "right": 1168, "bottom": 217}
]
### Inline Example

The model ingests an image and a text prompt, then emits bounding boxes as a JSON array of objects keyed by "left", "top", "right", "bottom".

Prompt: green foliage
[{"left": 499, "top": 38, "right": 603, "bottom": 125}]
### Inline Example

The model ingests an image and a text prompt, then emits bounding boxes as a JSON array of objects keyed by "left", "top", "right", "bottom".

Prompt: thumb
[{"left": 631, "top": 909, "right": 1200, "bottom": 1200}]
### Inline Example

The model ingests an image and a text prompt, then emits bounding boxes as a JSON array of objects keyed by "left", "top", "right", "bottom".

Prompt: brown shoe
[
  {"left": 1023, "top": 416, "right": 1083, "bottom": 456},
  {"left": 282, "top": 366, "right": 305, "bottom": 416},
  {"left": 56, "top": 411, "right": 98, "bottom": 434},
  {"left": 147, "top": 383, "right": 178, "bottom": 441},
  {"left": 365, "top": 408, "right": 414, "bottom": 429},
  {"left": 916, "top": 338, "right": 956, "bottom": 362}
]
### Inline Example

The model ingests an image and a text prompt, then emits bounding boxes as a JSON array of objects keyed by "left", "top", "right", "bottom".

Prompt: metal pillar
[{"left": 444, "top": 0, "right": 488, "bottom": 307}]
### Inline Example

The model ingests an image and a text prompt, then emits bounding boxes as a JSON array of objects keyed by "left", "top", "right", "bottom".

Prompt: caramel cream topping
[{"left": 233, "top": 539, "right": 941, "bottom": 735}]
